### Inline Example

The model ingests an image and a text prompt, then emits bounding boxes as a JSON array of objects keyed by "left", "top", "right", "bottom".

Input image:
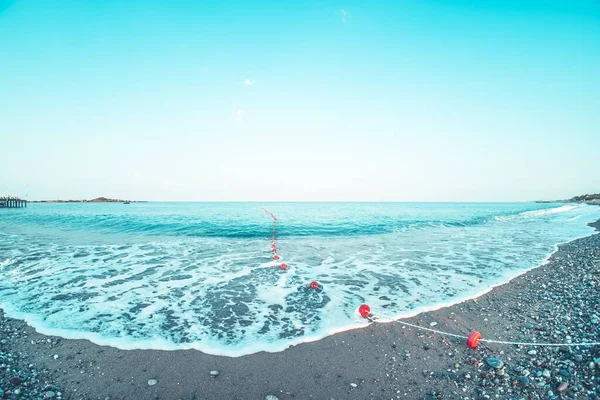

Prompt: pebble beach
[{"left": 1, "top": 218, "right": 599, "bottom": 400}]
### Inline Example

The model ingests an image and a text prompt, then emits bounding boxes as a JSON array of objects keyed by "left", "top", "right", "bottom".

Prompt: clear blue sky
[{"left": 1, "top": 0, "right": 599, "bottom": 201}]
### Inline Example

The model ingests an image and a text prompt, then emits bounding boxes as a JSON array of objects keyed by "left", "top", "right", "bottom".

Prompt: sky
[{"left": 1, "top": 0, "right": 599, "bottom": 201}]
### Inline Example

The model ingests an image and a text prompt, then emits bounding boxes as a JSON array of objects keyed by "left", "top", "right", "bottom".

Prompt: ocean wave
[
  {"left": 0, "top": 205, "right": 568, "bottom": 239},
  {"left": 494, "top": 204, "right": 580, "bottom": 222}
]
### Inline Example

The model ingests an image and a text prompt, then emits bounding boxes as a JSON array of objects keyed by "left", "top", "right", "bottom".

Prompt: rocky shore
[{"left": 1, "top": 220, "right": 599, "bottom": 399}]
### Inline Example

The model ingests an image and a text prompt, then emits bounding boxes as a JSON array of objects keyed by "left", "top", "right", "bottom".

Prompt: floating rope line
[
  {"left": 263, "top": 208, "right": 286, "bottom": 269},
  {"left": 371, "top": 315, "right": 600, "bottom": 347},
  {"left": 261, "top": 209, "right": 600, "bottom": 349}
]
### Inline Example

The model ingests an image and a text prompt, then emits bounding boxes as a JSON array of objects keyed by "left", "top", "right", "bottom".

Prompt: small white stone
[
  {"left": 429, "top": 322, "right": 438, "bottom": 327},
  {"left": 350, "top": 383, "right": 357, "bottom": 388},
  {"left": 527, "top": 350, "right": 537, "bottom": 356},
  {"left": 53, "top": 354, "right": 59, "bottom": 360},
  {"left": 148, "top": 379, "right": 158, "bottom": 386},
  {"left": 265, "top": 396, "right": 279, "bottom": 400},
  {"left": 210, "top": 370, "right": 219, "bottom": 377},
  {"left": 543, "top": 370, "right": 551, "bottom": 378}
]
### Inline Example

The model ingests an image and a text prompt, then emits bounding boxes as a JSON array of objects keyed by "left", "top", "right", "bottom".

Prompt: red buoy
[
  {"left": 273, "top": 255, "right": 280, "bottom": 260},
  {"left": 271, "top": 248, "right": 277, "bottom": 252},
  {"left": 309, "top": 281, "right": 320, "bottom": 289},
  {"left": 271, "top": 243, "right": 276, "bottom": 248},
  {"left": 279, "top": 263, "right": 287, "bottom": 270},
  {"left": 358, "top": 304, "right": 371, "bottom": 318},
  {"left": 467, "top": 331, "right": 481, "bottom": 349}
]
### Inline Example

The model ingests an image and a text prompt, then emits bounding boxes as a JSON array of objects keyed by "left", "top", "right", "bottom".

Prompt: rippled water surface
[{"left": 1, "top": 202, "right": 599, "bottom": 355}]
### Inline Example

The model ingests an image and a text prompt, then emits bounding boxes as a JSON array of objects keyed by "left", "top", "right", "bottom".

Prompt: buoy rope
[
  {"left": 263, "top": 208, "right": 285, "bottom": 268},
  {"left": 372, "top": 312, "right": 600, "bottom": 347},
  {"left": 478, "top": 338, "right": 600, "bottom": 347},
  {"left": 386, "top": 319, "right": 467, "bottom": 340},
  {"left": 261, "top": 209, "right": 600, "bottom": 348}
]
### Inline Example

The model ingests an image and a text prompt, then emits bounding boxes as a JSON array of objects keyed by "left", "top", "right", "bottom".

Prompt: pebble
[
  {"left": 543, "top": 369, "right": 551, "bottom": 378},
  {"left": 486, "top": 357, "right": 504, "bottom": 369},
  {"left": 9, "top": 376, "right": 22, "bottom": 385},
  {"left": 557, "top": 382, "right": 569, "bottom": 392},
  {"left": 265, "top": 396, "right": 279, "bottom": 400},
  {"left": 45, "top": 391, "right": 56, "bottom": 398},
  {"left": 517, "top": 376, "right": 530, "bottom": 386},
  {"left": 559, "top": 369, "right": 570, "bottom": 377},
  {"left": 53, "top": 354, "right": 58, "bottom": 360},
  {"left": 210, "top": 370, "right": 219, "bottom": 377},
  {"left": 527, "top": 350, "right": 537, "bottom": 355},
  {"left": 147, "top": 379, "right": 158, "bottom": 386},
  {"left": 429, "top": 322, "right": 437, "bottom": 327},
  {"left": 350, "top": 383, "right": 357, "bottom": 388}
]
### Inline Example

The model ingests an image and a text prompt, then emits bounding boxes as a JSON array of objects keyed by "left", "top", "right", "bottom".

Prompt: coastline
[{"left": 1, "top": 221, "right": 599, "bottom": 399}]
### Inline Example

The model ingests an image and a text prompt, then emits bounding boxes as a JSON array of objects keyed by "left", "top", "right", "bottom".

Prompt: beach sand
[{"left": 1, "top": 221, "right": 599, "bottom": 400}]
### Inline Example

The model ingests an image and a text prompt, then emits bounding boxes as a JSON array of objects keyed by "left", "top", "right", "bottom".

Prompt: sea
[{"left": 1, "top": 202, "right": 599, "bottom": 356}]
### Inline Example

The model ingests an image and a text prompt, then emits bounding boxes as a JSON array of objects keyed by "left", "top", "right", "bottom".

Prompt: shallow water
[{"left": 1, "top": 202, "right": 599, "bottom": 356}]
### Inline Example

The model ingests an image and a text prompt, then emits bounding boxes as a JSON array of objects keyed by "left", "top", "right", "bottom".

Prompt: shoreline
[{"left": 1, "top": 220, "right": 599, "bottom": 399}]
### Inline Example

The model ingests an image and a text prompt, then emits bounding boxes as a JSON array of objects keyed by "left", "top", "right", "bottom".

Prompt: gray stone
[
  {"left": 45, "top": 391, "right": 56, "bottom": 398},
  {"left": 210, "top": 370, "right": 219, "bottom": 377},
  {"left": 527, "top": 350, "right": 537, "bottom": 355},
  {"left": 265, "top": 396, "right": 279, "bottom": 400},
  {"left": 486, "top": 357, "right": 504, "bottom": 369},
  {"left": 147, "top": 379, "right": 158, "bottom": 386},
  {"left": 350, "top": 383, "right": 357, "bottom": 388}
]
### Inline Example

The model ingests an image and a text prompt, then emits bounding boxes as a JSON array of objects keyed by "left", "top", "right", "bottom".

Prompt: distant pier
[{"left": 0, "top": 197, "right": 27, "bottom": 208}]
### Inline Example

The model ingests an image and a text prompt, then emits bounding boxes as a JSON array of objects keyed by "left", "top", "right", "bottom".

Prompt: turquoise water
[{"left": 1, "top": 202, "right": 599, "bottom": 355}]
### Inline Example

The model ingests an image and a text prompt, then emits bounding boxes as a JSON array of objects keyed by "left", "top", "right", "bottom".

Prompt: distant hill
[
  {"left": 31, "top": 197, "right": 145, "bottom": 203},
  {"left": 536, "top": 193, "right": 600, "bottom": 205},
  {"left": 567, "top": 193, "right": 600, "bottom": 203}
]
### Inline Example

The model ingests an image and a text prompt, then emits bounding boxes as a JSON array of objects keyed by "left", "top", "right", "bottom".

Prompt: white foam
[{"left": 0, "top": 258, "right": 11, "bottom": 269}]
